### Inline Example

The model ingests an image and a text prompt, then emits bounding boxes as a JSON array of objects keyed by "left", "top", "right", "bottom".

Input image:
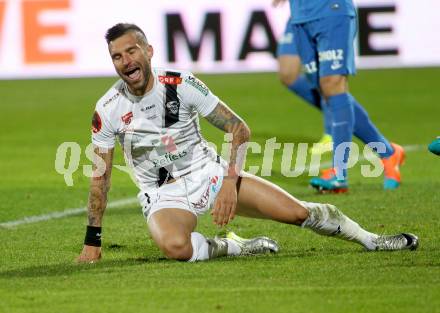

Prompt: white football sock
[
  {"left": 301, "top": 201, "right": 378, "bottom": 250},
  {"left": 188, "top": 232, "right": 241, "bottom": 262},
  {"left": 188, "top": 232, "right": 210, "bottom": 262}
]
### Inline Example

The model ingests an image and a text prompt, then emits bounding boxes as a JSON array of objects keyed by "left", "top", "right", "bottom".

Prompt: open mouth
[{"left": 124, "top": 67, "right": 141, "bottom": 81}]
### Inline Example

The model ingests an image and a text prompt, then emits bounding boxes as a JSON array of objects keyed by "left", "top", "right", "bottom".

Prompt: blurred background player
[
  {"left": 273, "top": 0, "right": 405, "bottom": 193},
  {"left": 276, "top": 17, "right": 333, "bottom": 155},
  {"left": 428, "top": 137, "right": 440, "bottom": 155}
]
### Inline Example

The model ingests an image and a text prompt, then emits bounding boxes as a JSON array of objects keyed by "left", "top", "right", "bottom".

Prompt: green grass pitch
[{"left": 0, "top": 68, "right": 439, "bottom": 313}]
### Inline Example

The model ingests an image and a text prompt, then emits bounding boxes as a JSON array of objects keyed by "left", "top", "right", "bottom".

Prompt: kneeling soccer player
[{"left": 77, "top": 23, "right": 418, "bottom": 263}]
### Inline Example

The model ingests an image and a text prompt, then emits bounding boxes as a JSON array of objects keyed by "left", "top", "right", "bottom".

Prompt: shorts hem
[
  {"left": 145, "top": 204, "right": 197, "bottom": 223},
  {"left": 320, "top": 68, "right": 356, "bottom": 77}
]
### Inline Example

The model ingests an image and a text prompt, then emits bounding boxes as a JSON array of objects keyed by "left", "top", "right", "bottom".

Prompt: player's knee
[
  {"left": 161, "top": 236, "right": 192, "bottom": 261},
  {"left": 320, "top": 75, "right": 347, "bottom": 98}
]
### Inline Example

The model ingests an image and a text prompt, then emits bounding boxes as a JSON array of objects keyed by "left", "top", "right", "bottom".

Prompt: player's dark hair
[{"left": 105, "top": 23, "right": 147, "bottom": 44}]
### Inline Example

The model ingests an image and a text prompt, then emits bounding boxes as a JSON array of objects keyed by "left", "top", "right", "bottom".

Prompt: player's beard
[{"left": 122, "top": 60, "right": 152, "bottom": 96}]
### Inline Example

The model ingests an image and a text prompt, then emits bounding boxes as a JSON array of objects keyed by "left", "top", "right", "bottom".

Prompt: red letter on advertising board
[
  {"left": 22, "top": 0, "right": 73, "bottom": 64},
  {"left": 0, "top": 1, "right": 6, "bottom": 46}
]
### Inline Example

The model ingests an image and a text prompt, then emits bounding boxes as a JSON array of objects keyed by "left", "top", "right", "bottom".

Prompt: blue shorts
[
  {"left": 276, "top": 20, "right": 298, "bottom": 57},
  {"left": 292, "top": 15, "right": 357, "bottom": 88}
]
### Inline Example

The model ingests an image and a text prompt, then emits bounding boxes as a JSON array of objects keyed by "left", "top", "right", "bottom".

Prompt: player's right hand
[{"left": 77, "top": 245, "right": 102, "bottom": 263}]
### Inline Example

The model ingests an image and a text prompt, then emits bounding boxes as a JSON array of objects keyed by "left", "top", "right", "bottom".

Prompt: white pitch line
[
  {"left": 0, "top": 198, "right": 138, "bottom": 229},
  {"left": 0, "top": 144, "right": 426, "bottom": 229}
]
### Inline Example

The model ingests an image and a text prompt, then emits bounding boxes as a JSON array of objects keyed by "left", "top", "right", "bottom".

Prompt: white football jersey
[{"left": 92, "top": 67, "right": 220, "bottom": 191}]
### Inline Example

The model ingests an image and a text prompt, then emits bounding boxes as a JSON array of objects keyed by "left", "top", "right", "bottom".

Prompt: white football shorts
[{"left": 138, "top": 158, "right": 226, "bottom": 221}]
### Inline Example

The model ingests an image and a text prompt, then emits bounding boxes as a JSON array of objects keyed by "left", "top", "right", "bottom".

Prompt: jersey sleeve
[
  {"left": 182, "top": 74, "right": 219, "bottom": 117},
  {"left": 91, "top": 103, "right": 116, "bottom": 149}
]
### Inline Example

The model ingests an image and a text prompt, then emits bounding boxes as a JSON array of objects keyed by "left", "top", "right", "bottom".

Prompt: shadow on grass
[
  {"left": 0, "top": 247, "right": 362, "bottom": 279},
  {"left": 0, "top": 257, "right": 163, "bottom": 279}
]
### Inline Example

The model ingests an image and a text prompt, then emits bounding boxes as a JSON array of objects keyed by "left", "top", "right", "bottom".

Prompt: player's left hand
[
  {"left": 77, "top": 245, "right": 102, "bottom": 264},
  {"left": 211, "top": 178, "right": 237, "bottom": 227}
]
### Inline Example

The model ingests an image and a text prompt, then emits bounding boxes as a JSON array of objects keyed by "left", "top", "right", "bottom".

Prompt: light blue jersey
[{"left": 290, "top": 0, "right": 356, "bottom": 24}]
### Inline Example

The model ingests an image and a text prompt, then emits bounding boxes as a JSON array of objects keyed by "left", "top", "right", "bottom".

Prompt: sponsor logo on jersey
[
  {"left": 319, "top": 49, "right": 344, "bottom": 62},
  {"left": 161, "top": 135, "right": 177, "bottom": 152},
  {"left": 303, "top": 61, "right": 318, "bottom": 74},
  {"left": 166, "top": 100, "right": 179, "bottom": 115},
  {"left": 92, "top": 111, "right": 102, "bottom": 133},
  {"left": 103, "top": 92, "right": 120, "bottom": 107},
  {"left": 140, "top": 104, "right": 156, "bottom": 112},
  {"left": 159, "top": 75, "right": 183, "bottom": 85},
  {"left": 151, "top": 150, "right": 188, "bottom": 168},
  {"left": 184, "top": 76, "right": 209, "bottom": 96},
  {"left": 330, "top": 60, "right": 343, "bottom": 70},
  {"left": 121, "top": 111, "right": 133, "bottom": 125}
]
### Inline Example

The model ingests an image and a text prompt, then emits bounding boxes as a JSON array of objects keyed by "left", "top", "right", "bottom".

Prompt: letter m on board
[{"left": 166, "top": 12, "right": 222, "bottom": 62}]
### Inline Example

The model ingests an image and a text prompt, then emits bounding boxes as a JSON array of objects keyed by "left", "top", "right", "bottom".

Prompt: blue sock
[
  {"left": 328, "top": 93, "right": 354, "bottom": 181},
  {"left": 288, "top": 75, "right": 321, "bottom": 110},
  {"left": 321, "top": 99, "right": 332, "bottom": 135},
  {"left": 288, "top": 75, "right": 331, "bottom": 135},
  {"left": 350, "top": 94, "right": 394, "bottom": 158}
]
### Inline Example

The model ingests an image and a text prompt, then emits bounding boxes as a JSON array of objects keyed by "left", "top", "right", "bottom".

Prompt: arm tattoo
[
  {"left": 205, "top": 102, "right": 250, "bottom": 178},
  {"left": 205, "top": 102, "right": 242, "bottom": 132},
  {"left": 87, "top": 147, "right": 114, "bottom": 226}
]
